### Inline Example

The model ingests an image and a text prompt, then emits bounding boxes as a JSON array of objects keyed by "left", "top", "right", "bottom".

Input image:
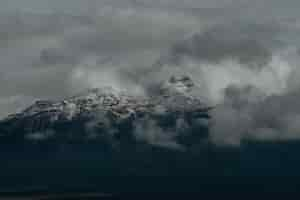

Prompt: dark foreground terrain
[{"left": 0, "top": 140, "right": 300, "bottom": 195}]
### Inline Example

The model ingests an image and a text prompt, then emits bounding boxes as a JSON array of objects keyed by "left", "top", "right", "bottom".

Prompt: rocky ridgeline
[{"left": 0, "top": 75, "right": 212, "bottom": 148}]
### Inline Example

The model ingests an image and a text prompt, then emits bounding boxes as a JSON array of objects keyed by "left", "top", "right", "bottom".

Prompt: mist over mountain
[
  {"left": 1, "top": 0, "right": 300, "bottom": 147},
  {"left": 0, "top": 75, "right": 212, "bottom": 151}
]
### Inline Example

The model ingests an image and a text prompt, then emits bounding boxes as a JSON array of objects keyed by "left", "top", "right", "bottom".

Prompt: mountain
[{"left": 0, "top": 75, "right": 212, "bottom": 149}]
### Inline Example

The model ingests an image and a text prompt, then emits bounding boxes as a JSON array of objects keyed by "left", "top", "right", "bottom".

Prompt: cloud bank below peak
[{"left": 1, "top": 0, "right": 300, "bottom": 146}]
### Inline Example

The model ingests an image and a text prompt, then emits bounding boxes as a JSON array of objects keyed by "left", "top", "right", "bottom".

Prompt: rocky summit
[{"left": 0, "top": 75, "right": 212, "bottom": 149}]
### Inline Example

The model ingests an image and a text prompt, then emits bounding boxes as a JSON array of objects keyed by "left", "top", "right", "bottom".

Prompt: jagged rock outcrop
[{"left": 0, "top": 75, "right": 212, "bottom": 148}]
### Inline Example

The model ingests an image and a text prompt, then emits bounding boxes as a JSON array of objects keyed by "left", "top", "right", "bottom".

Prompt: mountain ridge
[{"left": 0, "top": 75, "right": 212, "bottom": 149}]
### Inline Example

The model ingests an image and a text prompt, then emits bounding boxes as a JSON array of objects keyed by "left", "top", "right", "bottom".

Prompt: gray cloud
[
  {"left": 2, "top": 0, "right": 300, "bottom": 147},
  {"left": 210, "top": 86, "right": 300, "bottom": 145},
  {"left": 0, "top": 4, "right": 207, "bottom": 118},
  {"left": 129, "top": 19, "right": 300, "bottom": 146},
  {"left": 167, "top": 22, "right": 283, "bottom": 69}
]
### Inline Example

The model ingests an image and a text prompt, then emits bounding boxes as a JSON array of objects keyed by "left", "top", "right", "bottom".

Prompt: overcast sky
[{"left": 1, "top": 0, "right": 300, "bottom": 144}]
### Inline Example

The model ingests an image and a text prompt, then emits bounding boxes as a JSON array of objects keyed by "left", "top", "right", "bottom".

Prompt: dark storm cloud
[
  {"left": 168, "top": 22, "right": 282, "bottom": 69},
  {"left": 38, "top": 47, "right": 77, "bottom": 65}
]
